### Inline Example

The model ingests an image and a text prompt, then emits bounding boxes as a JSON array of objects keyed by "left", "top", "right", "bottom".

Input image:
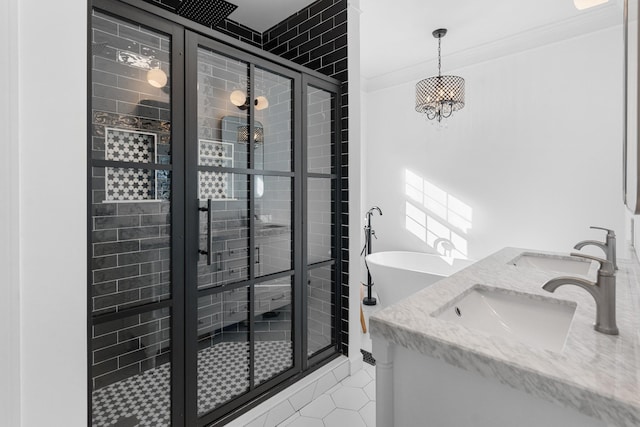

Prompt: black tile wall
[
  {"left": 91, "top": 308, "right": 171, "bottom": 389},
  {"left": 260, "top": 0, "right": 349, "bottom": 356},
  {"left": 215, "top": 19, "right": 262, "bottom": 48},
  {"left": 91, "top": 10, "right": 174, "bottom": 390}
]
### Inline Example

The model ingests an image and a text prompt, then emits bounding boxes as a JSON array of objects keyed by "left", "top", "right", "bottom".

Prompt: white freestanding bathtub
[{"left": 365, "top": 251, "right": 475, "bottom": 307}]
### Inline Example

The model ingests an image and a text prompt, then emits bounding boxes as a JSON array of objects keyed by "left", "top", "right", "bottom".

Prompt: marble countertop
[{"left": 369, "top": 247, "right": 640, "bottom": 427}]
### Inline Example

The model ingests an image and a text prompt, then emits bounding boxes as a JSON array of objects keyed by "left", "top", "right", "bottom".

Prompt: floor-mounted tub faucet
[
  {"left": 363, "top": 206, "right": 382, "bottom": 306},
  {"left": 542, "top": 253, "right": 618, "bottom": 335},
  {"left": 574, "top": 226, "right": 617, "bottom": 270}
]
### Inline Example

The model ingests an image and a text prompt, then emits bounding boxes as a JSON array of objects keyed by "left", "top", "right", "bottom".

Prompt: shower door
[{"left": 184, "top": 33, "right": 303, "bottom": 425}]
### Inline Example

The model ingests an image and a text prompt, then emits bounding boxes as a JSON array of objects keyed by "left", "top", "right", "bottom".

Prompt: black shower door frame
[
  {"left": 183, "top": 32, "right": 304, "bottom": 426},
  {"left": 87, "top": 0, "right": 343, "bottom": 426}
]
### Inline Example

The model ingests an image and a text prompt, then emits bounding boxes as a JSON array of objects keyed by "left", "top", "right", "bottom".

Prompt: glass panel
[
  {"left": 91, "top": 167, "right": 172, "bottom": 315},
  {"left": 198, "top": 47, "right": 250, "bottom": 169},
  {"left": 197, "top": 287, "right": 250, "bottom": 415},
  {"left": 254, "top": 67, "right": 293, "bottom": 172},
  {"left": 254, "top": 276, "right": 294, "bottom": 385},
  {"left": 256, "top": 176, "right": 293, "bottom": 277},
  {"left": 90, "top": 9, "right": 173, "bottom": 316},
  {"left": 91, "top": 308, "right": 171, "bottom": 426},
  {"left": 198, "top": 174, "right": 250, "bottom": 290},
  {"left": 91, "top": 11, "right": 172, "bottom": 164},
  {"left": 307, "top": 86, "right": 334, "bottom": 174},
  {"left": 307, "top": 265, "right": 335, "bottom": 356},
  {"left": 307, "top": 178, "right": 334, "bottom": 264}
]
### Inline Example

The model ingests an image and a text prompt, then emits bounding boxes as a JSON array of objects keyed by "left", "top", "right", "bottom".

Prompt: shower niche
[{"left": 88, "top": 1, "right": 342, "bottom": 426}]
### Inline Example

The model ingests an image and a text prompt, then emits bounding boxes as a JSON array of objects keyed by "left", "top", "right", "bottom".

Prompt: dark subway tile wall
[
  {"left": 261, "top": 0, "right": 349, "bottom": 356},
  {"left": 307, "top": 265, "right": 335, "bottom": 356},
  {"left": 91, "top": 308, "right": 171, "bottom": 390},
  {"left": 215, "top": 19, "right": 262, "bottom": 48},
  {"left": 91, "top": 10, "right": 174, "bottom": 390}
]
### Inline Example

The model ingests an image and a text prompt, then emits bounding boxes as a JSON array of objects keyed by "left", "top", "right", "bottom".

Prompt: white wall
[
  {"left": 18, "top": 0, "right": 87, "bottom": 425},
  {"left": 348, "top": 0, "right": 365, "bottom": 365},
  {"left": 364, "top": 27, "right": 625, "bottom": 261},
  {"left": 1, "top": 0, "right": 21, "bottom": 425}
]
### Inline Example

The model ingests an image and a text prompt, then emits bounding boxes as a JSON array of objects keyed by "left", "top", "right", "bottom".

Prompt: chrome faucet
[
  {"left": 542, "top": 253, "right": 618, "bottom": 335},
  {"left": 574, "top": 226, "right": 617, "bottom": 270}
]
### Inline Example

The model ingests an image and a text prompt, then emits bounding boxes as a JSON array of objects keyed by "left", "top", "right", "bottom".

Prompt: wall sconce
[
  {"left": 230, "top": 90, "right": 269, "bottom": 110},
  {"left": 147, "top": 68, "right": 168, "bottom": 88},
  {"left": 117, "top": 50, "right": 168, "bottom": 88}
]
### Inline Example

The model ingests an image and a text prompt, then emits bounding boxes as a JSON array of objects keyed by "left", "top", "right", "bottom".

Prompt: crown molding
[{"left": 363, "top": 2, "right": 623, "bottom": 93}]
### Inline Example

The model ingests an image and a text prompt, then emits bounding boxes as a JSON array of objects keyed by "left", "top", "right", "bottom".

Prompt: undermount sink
[
  {"left": 435, "top": 286, "right": 576, "bottom": 352},
  {"left": 509, "top": 252, "right": 593, "bottom": 275}
]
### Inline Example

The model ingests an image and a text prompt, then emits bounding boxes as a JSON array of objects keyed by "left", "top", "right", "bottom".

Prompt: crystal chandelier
[{"left": 415, "top": 29, "right": 465, "bottom": 123}]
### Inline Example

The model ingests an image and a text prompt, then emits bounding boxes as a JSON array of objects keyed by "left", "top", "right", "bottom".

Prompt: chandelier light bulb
[{"left": 147, "top": 68, "right": 167, "bottom": 88}]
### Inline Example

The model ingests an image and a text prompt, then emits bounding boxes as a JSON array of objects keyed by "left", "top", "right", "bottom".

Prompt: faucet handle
[
  {"left": 570, "top": 252, "right": 614, "bottom": 275},
  {"left": 590, "top": 226, "right": 616, "bottom": 237}
]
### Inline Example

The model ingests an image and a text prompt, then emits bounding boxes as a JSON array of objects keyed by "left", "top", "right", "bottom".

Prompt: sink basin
[
  {"left": 435, "top": 286, "right": 576, "bottom": 352},
  {"left": 509, "top": 252, "right": 592, "bottom": 275}
]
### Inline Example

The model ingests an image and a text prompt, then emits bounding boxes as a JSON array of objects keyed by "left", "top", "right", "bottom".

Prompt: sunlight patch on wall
[
  {"left": 406, "top": 201, "right": 427, "bottom": 242},
  {"left": 405, "top": 169, "right": 473, "bottom": 259}
]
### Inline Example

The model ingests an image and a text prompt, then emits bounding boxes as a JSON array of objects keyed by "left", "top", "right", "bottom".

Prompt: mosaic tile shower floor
[{"left": 92, "top": 340, "right": 293, "bottom": 427}]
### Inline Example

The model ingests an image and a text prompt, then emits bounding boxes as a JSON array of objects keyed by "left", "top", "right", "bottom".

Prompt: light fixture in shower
[
  {"left": 230, "top": 90, "right": 269, "bottom": 110},
  {"left": 117, "top": 50, "right": 168, "bottom": 88},
  {"left": 415, "top": 28, "right": 465, "bottom": 123},
  {"left": 237, "top": 124, "right": 265, "bottom": 148},
  {"left": 146, "top": 68, "right": 167, "bottom": 88}
]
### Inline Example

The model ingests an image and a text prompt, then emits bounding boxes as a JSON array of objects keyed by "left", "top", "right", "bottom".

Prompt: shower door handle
[{"left": 198, "top": 198, "right": 212, "bottom": 265}]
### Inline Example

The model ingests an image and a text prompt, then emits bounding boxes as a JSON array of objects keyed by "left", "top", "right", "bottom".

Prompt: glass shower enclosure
[{"left": 88, "top": 1, "right": 342, "bottom": 426}]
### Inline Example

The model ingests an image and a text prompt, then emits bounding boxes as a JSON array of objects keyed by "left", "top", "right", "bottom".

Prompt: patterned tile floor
[
  {"left": 92, "top": 340, "right": 292, "bottom": 427},
  {"left": 277, "top": 362, "right": 376, "bottom": 427}
]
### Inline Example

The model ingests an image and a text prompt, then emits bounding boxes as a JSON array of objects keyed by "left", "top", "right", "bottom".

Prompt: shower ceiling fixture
[
  {"left": 415, "top": 28, "right": 465, "bottom": 123},
  {"left": 230, "top": 90, "right": 269, "bottom": 110}
]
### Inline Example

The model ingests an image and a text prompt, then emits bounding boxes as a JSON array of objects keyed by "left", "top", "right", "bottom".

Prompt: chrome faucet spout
[
  {"left": 574, "top": 240, "right": 606, "bottom": 251},
  {"left": 542, "top": 253, "right": 618, "bottom": 335},
  {"left": 542, "top": 276, "right": 598, "bottom": 298}
]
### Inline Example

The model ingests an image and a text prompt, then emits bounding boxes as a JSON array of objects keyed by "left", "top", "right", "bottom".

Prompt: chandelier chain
[{"left": 438, "top": 36, "right": 442, "bottom": 77}]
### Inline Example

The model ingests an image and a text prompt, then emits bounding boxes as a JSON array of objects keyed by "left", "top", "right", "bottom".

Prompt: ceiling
[
  {"left": 360, "top": 0, "right": 624, "bottom": 81},
  {"left": 226, "top": 0, "right": 317, "bottom": 33},
  {"left": 219, "top": 0, "right": 624, "bottom": 85}
]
